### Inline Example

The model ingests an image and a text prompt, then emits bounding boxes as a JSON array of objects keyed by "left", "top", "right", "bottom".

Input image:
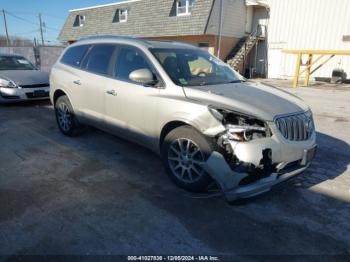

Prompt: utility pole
[
  {"left": 216, "top": 0, "right": 224, "bottom": 59},
  {"left": 2, "top": 9, "right": 10, "bottom": 46},
  {"left": 38, "top": 13, "right": 44, "bottom": 46}
]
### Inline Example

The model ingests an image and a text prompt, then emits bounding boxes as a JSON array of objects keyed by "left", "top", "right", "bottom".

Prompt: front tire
[
  {"left": 161, "top": 126, "right": 214, "bottom": 192},
  {"left": 55, "top": 95, "right": 83, "bottom": 136}
]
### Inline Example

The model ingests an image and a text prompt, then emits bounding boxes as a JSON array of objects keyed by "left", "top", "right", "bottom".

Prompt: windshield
[
  {"left": 0, "top": 56, "right": 36, "bottom": 70},
  {"left": 150, "top": 48, "right": 244, "bottom": 87}
]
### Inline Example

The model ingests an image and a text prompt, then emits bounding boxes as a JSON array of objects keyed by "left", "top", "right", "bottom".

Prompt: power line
[
  {"left": 4, "top": 10, "right": 39, "bottom": 26},
  {"left": 3, "top": 10, "right": 65, "bottom": 23},
  {"left": 42, "top": 13, "right": 66, "bottom": 21},
  {"left": 4, "top": 10, "right": 60, "bottom": 31},
  {"left": 5, "top": 11, "right": 61, "bottom": 31},
  {"left": 3, "top": 9, "right": 61, "bottom": 45},
  {"left": 45, "top": 25, "right": 60, "bottom": 32},
  {"left": 12, "top": 29, "right": 39, "bottom": 35}
]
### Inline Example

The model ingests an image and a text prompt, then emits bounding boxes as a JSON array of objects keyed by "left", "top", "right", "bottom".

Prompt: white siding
[
  {"left": 206, "top": 0, "right": 247, "bottom": 38},
  {"left": 266, "top": 0, "right": 350, "bottom": 79}
]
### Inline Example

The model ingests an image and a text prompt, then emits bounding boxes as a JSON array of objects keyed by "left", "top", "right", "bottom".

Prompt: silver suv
[{"left": 50, "top": 36, "right": 317, "bottom": 201}]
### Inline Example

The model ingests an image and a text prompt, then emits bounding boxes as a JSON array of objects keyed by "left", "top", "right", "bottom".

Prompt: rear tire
[
  {"left": 55, "top": 95, "right": 83, "bottom": 136},
  {"left": 161, "top": 125, "right": 214, "bottom": 192}
]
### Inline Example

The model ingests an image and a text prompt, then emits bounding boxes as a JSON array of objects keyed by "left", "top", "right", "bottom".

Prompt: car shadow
[
  {"left": 291, "top": 132, "right": 350, "bottom": 186},
  {"left": 3, "top": 103, "right": 349, "bottom": 202},
  {"left": 0, "top": 100, "right": 51, "bottom": 108},
  {"left": 2, "top": 103, "right": 348, "bottom": 201},
  {"left": 42, "top": 105, "right": 349, "bottom": 205},
  {"left": 1, "top": 104, "right": 350, "bottom": 255}
]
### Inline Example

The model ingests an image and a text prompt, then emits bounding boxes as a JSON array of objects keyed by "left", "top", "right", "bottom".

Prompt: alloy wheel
[
  {"left": 57, "top": 102, "right": 72, "bottom": 132},
  {"left": 168, "top": 138, "right": 206, "bottom": 183}
]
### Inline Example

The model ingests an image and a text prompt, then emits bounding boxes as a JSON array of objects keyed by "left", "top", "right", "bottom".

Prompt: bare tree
[{"left": 0, "top": 35, "right": 34, "bottom": 47}]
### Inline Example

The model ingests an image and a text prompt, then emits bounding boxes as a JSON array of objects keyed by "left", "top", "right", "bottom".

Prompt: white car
[
  {"left": 50, "top": 36, "right": 317, "bottom": 202},
  {"left": 0, "top": 54, "right": 50, "bottom": 103}
]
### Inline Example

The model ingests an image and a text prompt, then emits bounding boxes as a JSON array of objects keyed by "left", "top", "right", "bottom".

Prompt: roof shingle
[{"left": 59, "top": 0, "right": 215, "bottom": 41}]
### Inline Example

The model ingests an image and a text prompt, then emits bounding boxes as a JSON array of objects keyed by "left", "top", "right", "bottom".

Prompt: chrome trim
[{"left": 275, "top": 111, "right": 314, "bottom": 141}]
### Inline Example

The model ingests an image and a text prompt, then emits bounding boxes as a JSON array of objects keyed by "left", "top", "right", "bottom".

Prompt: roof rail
[{"left": 78, "top": 35, "right": 149, "bottom": 44}]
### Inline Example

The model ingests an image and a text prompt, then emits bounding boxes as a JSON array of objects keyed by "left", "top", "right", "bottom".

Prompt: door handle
[
  {"left": 106, "top": 90, "right": 117, "bottom": 96},
  {"left": 73, "top": 80, "right": 82, "bottom": 85}
]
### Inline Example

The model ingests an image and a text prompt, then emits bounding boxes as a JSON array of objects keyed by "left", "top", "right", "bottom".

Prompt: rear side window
[
  {"left": 83, "top": 44, "right": 116, "bottom": 75},
  {"left": 60, "top": 45, "right": 90, "bottom": 67}
]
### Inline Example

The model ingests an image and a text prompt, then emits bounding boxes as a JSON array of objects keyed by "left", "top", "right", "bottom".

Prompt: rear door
[
  {"left": 78, "top": 44, "right": 117, "bottom": 125},
  {"left": 57, "top": 44, "right": 91, "bottom": 113}
]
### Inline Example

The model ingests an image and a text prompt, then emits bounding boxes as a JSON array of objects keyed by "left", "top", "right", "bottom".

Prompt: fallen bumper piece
[{"left": 204, "top": 151, "right": 309, "bottom": 202}]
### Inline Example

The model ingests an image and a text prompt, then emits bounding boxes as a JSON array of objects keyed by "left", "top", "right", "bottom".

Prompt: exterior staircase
[{"left": 226, "top": 28, "right": 264, "bottom": 71}]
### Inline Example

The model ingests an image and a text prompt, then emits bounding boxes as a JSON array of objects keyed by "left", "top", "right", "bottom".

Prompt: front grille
[
  {"left": 26, "top": 91, "right": 49, "bottom": 99},
  {"left": 275, "top": 111, "right": 314, "bottom": 141},
  {"left": 20, "top": 83, "right": 49, "bottom": 88},
  {"left": 0, "top": 95, "right": 20, "bottom": 99}
]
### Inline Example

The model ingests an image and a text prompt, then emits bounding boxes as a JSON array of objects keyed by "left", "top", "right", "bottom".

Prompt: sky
[{"left": 0, "top": 0, "right": 123, "bottom": 44}]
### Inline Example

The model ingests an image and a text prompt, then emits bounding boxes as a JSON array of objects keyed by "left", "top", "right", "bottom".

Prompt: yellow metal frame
[{"left": 283, "top": 50, "right": 350, "bottom": 87}]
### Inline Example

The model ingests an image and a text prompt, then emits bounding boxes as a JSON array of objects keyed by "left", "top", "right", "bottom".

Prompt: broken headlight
[{"left": 209, "top": 106, "right": 271, "bottom": 142}]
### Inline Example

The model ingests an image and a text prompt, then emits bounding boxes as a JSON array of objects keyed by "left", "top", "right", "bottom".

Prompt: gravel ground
[{"left": 0, "top": 81, "right": 349, "bottom": 257}]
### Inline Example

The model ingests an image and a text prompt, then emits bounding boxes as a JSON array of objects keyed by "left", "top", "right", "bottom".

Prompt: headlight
[
  {"left": 0, "top": 78, "right": 17, "bottom": 88},
  {"left": 208, "top": 106, "right": 271, "bottom": 142},
  {"left": 225, "top": 124, "right": 267, "bottom": 141}
]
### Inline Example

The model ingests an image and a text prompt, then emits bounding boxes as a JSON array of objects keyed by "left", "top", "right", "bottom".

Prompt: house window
[
  {"left": 177, "top": 0, "right": 195, "bottom": 16},
  {"left": 73, "top": 15, "right": 85, "bottom": 27},
  {"left": 113, "top": 8, "right": 128, "bottom": 23}
]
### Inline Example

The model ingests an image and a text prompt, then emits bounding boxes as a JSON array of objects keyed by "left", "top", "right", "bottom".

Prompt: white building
[
  {"left": 259, "top": 0, "right": 350, "bottom": 79},
  {"left": 58, "top": 0, "right": 350, "bottom": 81}
]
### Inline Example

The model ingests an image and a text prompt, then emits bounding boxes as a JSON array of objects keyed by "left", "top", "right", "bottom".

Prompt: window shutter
[
  {"left": 169, "top": 0, "right": 177, "bottom": 17},
  {"left": 73, "top": 15, "right": 80, "bottom": 27},
  {"left": 113, "top": 9, "right": 120, "bottom": 23}
]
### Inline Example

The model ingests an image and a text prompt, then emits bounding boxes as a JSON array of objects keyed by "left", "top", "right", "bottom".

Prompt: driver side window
[{"left": 115, "top": 47, "right": 154, "bottom": 84}]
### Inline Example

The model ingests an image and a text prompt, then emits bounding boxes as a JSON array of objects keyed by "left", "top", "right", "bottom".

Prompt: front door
[{"left": 104, "top": 46, "right": 160, "bottom": 148}]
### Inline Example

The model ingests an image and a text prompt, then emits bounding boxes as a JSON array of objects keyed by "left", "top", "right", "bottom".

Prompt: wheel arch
[
  {"left": 159, "top": 119, "right": 210, "bottom": 150},
  {"left": 160, "top": 121, "right": 188, "bottom": 149},
  {"left": 53, "top": 89, "right": 67, "bottom": 105}
]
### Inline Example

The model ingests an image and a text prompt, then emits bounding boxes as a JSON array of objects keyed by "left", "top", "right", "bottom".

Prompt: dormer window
[
  {"left": 113, "top": 8, "right": 128, "bottom": 23},
  {"left": 177, "top": 0, "right": 195, "bottom": 16},
  {"left": 73, "top": 15, "right": 85, "bottom": 27}
]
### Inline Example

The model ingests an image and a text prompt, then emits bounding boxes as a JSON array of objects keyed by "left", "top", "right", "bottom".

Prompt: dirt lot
[{"left": 0, "top": 81, "right": 349, "bottom": 256}]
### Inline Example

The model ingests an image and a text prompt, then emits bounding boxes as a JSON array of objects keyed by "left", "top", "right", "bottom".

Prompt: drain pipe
[{"left": 216, "top": 0, "right": 224, "bottom": 59}]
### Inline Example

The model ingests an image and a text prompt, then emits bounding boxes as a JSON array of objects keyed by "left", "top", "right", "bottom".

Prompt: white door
[
  {"left": 104, "top": 45, "right": 160, "bottom": 148},
  {"left": 268, "top": 48, "right": 282, "bottom": 79},
  {"left": 78, "top": 44, "right": 116, "bottom": 125}
]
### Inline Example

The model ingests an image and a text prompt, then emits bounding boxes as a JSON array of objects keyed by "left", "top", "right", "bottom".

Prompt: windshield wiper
[{"left": 226, "top": 80, "right": 244, "bottom": 84}]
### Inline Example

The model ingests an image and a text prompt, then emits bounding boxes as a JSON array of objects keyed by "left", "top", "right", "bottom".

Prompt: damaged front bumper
[
  {"left": 203, "top": 123, "right": 317, "bottom": 202},
  {"left": 204, "top": 151, "right": 312, "bottom": 201}
]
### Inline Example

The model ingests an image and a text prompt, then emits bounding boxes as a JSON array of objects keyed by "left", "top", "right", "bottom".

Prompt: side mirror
[{"left": 129, "top": 68, "right": 158, "bottom": 86}]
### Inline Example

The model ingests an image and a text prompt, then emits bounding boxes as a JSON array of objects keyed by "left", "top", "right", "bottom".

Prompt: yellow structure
[{"left": 283, "top": 50, "right": 350, "bottom": 87}]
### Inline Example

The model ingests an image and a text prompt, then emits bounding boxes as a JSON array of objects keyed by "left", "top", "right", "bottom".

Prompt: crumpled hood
[
  {"left": 0, "top": 70, "right": 49, "bottom": 86},
  {"left": 183, "top": 81, "right": 309, "bottom": 121}
]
